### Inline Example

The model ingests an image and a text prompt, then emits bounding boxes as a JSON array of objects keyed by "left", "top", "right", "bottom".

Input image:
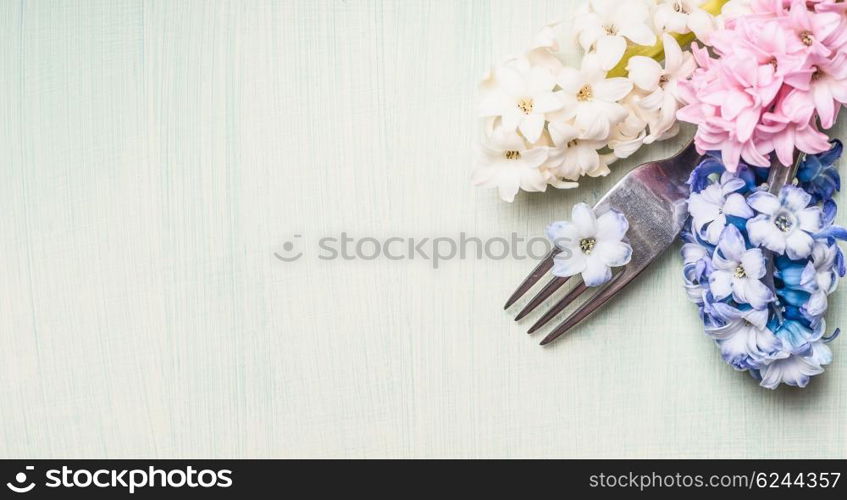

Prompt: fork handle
[
  {"left": 766, "top": 152, "right": 803, "bottom": 195},
  {"left": 661, "top": 140, "right": 701, "bottom": 187}
]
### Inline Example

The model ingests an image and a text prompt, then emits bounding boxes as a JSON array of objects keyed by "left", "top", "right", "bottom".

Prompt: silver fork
[{"left": 504, "top": 141, "right": 701, "bottom": 345}]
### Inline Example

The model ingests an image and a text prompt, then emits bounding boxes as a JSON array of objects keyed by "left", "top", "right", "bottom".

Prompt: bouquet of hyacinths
[
  {"left": 682, "top": 145, "right": 844, "bottom": 389},
  {"left": 677, "top": 0, "right": 847, "bottom": 171},
  {"left": 474, "top": 0, "right": 731, "bottom": 202},
  {"left": 489, "top": 0, "right": 846, "bottom": 389},
  {"left": 674, "top": 0, "right": 847, "bottom": 388}
]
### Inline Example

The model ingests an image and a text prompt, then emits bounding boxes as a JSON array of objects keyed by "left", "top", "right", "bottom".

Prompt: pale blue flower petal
[
  {"left": 596, "top": 210, "right": 629, "bottom": 241},
  {"left": 803, "top": 290, "right": 828, "bottom": 318},
  {"left": 681, "top": 242, "right": 709, "bottom": 265},
  {"left": 716, "top": 224, "right": 746, "bottom": 262},
  {"left": 571, "top": 202, "right": 597, "bottom": 238},
  {"left": 581, "top": 257, "right": 612, "bottom": 287},
  {"left": 747, "top": 191, "right": 780, "bottom": 215},
  {"left": 740, "top": 248, "right": 766, "bottom": 279},
  {"left": 759, "top": 353, "right": 824, "bottom": 390},
  {"left": 723, "top": 192, "right": 754, "bottom": 219},
  {"left": 703, "top": 214, "right": 727, "bottom": 244},
  {"left": 551, "top": 251, "right": 586, "bottom": 278},
  {"left": 780, "top": 185, "right": 812, "bottom": 212},
  {"left": 732, "top": 276, "right": 774, "bottom": 309},
  {"left": 709, "top": 271, "right": 733, "bottom": 301},
  {"left": 593, "top": 240, "right": 632, "bottom": 267},
  {"left": 546, "top": 221, "right": 580, "bottom": 249},
  {"left": 747, "top": 215, "right": 786, "bottom": 254},
  {"left": 777, "top": 264, "right": 805, "bottom": 288},
  {"left": 773, "top": 319, "right": 823, "bottom": 355},
  {"left": 785, "top": 230, "right": 814, "bottom": 260},
  {"left": 796, "top": 206, "right": 822, "bottom": 233},
  {"left": 720, "top": 175, "right": 747, "bottom": 195}
]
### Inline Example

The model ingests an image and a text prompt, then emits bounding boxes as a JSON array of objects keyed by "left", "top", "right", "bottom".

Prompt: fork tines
[
  {"left": 506, "top": 257, "right": 636, "bottom": 345},
  {"left": 504, "top": 140, "right": 701, "bottom": 345}
]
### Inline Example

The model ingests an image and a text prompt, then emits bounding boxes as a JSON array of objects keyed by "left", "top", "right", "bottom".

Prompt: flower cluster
[
  {"left": 474, "top": 0, "right": 727, "bottom": 202},
  {"left": 677, "top": 0, "right": 847, "bottom": 172},
  {"left": 681, "top": 141, "right": 844, "bottom": 389}
]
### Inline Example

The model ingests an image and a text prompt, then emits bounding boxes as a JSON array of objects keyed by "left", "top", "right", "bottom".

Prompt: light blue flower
[
  {"left": 758, "top": 341, "right": 832, "bottom": 390},
  {"left": 815, "top": 200, "right": 847, "bottom": 246},
  {"left": 775, "top": 262, "right": 805, "bottom": 289},
  {"left": 548, "top": 203, "right": 632, "bottom": 287},
  {"left": 798, "top": 242, "right": 840, "bottom": 318},
  {"left": 687, "top": 152, "right": 758, "bottom": 194},
  {"left": 769, "top": 318, "right": 825, "bottom": 356},
  {"left": 680, "top": 153, "right": 843, "bottom": 389},
  {"left": 705, "top": 303, "right": 785, "bottom": 371},
  {"left": 681, "top": 243, "right": 711, "bottom": 305},
  {"left": 688, "top": 172, "right": 754, "bottom": 245},
  {"left": 709, "top": 225, "right": 775, "bottom": 310},
  {"left": 747, "top": 185, "right": 823, "bottom": 260},
  {"left": 797, "top": 140, "right": 842, "bottom": 203}
]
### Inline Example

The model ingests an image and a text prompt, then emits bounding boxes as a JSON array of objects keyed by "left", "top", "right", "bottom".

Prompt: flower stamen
[
  {"left": 517, "top": 98, "right": 534, "bottom": 115},
  {"left": 800, "top": 31, "right": 814, "bottom": 46},
  {"left": 774, "top": 214, "right": 793, "bottom": 232},
  {"left": 603, "top": 24, "right": 618, "bottom": 36},
  {"left": 577, "top": 85, "right": 593, "bottom": 102},
  {"left": 579, "top": 237, "right": 597, "bottom": 255},
  {"left": 504, "top": 150, "right": 522, "bottom": 160},
  {"left": 734, "top": 265, "right": 747, "bottom": 278},
  {"left": 659, "top": 75, "right": 670, "bottom": 88}
]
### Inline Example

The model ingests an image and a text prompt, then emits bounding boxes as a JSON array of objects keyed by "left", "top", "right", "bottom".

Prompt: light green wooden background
[{"left": 1, "top": 0, "right": 845, "bottom": 458}]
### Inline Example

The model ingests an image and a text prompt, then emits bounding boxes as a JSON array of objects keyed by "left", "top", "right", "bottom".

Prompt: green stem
[{"left": 606, "top": 0, "right": 730, "bottom": 78}]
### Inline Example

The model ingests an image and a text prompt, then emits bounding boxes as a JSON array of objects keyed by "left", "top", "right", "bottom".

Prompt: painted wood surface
[{"left": 0, "top": 0, "right": 844, "bottom": 457}]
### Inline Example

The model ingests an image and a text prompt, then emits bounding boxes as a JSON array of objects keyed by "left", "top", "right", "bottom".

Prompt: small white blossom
[
  {"left": 705, "top": 304, "right": 787, "bottom": 370},
  {"left": 574, "top": 0, "right": 657, "bottom": 70},
  {"left": 759, "top": 341, "right": 833, "bottom": 389},
  {"left": 557, "top": 58, "right": 633, "bottom": 141},
  {"left": 545, "top": 121, "right": 615, "bottom": 179},
  {"left": 747, "top": 186, "right": 823, "bottom": 260},
  {"left": 687, "top": 172, "right": 755, "bottom": 244},
  {"left": 472, "top": 129, "right": 553, "bottom": 203},
  {"left": 479, "top": 59, "right": 563, "bottom": 144},
  {"left": 626, "top": 34, "right": 696, "bottom": 143},
  {"left": 654, "top": 0, "right": 717, "bottom": 41},
  {"left": 709, "top": 225, "right": 775, "bottom": 310},
  {"left": 607, "top": 104, "right": 649, "bottom": 159},
  {"left": 547, "top": 203, "right": 633, "bottom": 287},
  {"left": 800, "top": 241, "right": 841, "bottom": 317}
]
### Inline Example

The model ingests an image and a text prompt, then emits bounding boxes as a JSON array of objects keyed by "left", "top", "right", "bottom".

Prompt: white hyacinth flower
[
  {"left": 626, "top": 34, "right": 696, "bottom": 143},
  {"left": 759, "top": 342, "right": 833, "bottom": 390},
  {"left": 546, "top": 121, "right": 614, "bottom": 180},
  {"left": 708, "top": 225, "right": 775, "bottom": 310},
  {"left": 547, "top": 203, "right": 633, "bottom": 287},
  {"left": 747, "top": 186, "right": 823, "bottom": 260},
  {"left": 472, "top": 128, "right": 553, "bottom": 203},
  {"left": 574, "top": 0, "right": 657, "bottom": 70},
  {"left": 654, "top": 0, "right": 717, "bottom": 41},
  {"left": 556, "top": 58, "right": 633, "bottom": 141},
  {"left": 687, "top": 172, "right": 754, "bottom": 244},
  {"left": 479, "top": 59, "right": 563, "bottom": 144}
]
